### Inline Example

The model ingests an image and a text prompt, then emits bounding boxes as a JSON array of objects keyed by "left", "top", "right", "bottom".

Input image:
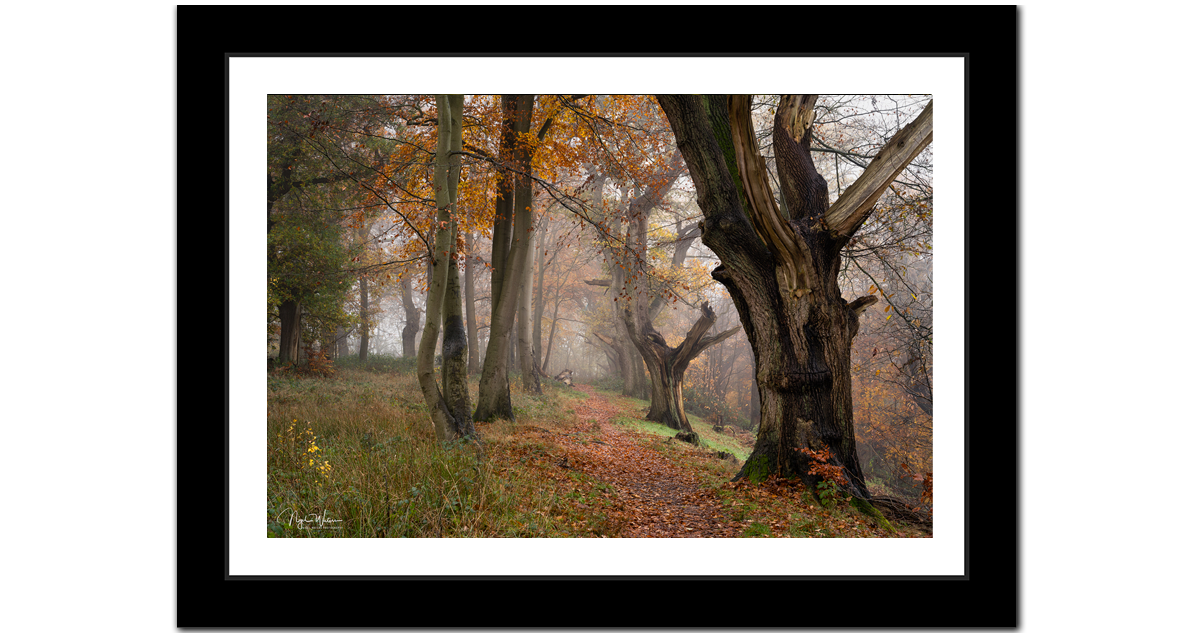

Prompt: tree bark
[
  {"left": 336, "top": 325, "right": 350, "bottom": 359},
  {"left": 358, "top": 275, "right": 370, "bottom": 360},
  {"left": 278, "top": 299, "right": 302, "bottom": 365},
  {"left": 417, "top": 94, "right": 476, "bottom": 443},
  {"left": 475, "top": 94, "right": 536, "bottom": 422},
  {"left": 441, "top": 238, "right": 471, "bottom": 433},
  {"left": 400, "top": 274, "right": 421, "bottom": 357},
  {"left": 541, "top": 294, "right": 561, "bottom": 374},
  {"left": 518, "top": 239, "right": 541, "bottom": 394},
  {"left": 464, "top": 230, "right": 480, "bottom": 374},
  {"left": 531, "top": 217, "right": 551, "bottom": 376},
  {"left": 656, "top": 94, "right": 931, "bottom": 498}
]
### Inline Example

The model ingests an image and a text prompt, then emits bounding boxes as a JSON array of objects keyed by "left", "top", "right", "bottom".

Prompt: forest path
[{"left": 555, "top": 384, "right": 740, "bottom": 537}]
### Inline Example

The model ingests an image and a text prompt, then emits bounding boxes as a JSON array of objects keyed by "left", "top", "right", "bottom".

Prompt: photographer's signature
[{"left": 276, "top": 508, "right": 342, "bottom": 530}]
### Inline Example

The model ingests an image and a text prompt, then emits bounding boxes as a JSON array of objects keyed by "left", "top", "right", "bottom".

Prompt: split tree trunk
[
  {"left": 622, "top": 301, "right": 739, "bottom": 432},
  {"left": 656, "top": 94, "right": 931, "bottom": 498},
  {"left": 416, "top": 94, "right": 476, "bottom": 443}
]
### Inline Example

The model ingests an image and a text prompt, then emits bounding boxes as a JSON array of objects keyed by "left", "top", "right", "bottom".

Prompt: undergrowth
[
  {"left": 268, "top": 365, "right": 611, "bottom": 537},
  {"left": 267, "top": 365, "right": 928, "bottom": 538}
]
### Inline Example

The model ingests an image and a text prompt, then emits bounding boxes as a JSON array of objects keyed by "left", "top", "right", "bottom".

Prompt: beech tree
[
  {"left": 474, "top": 94, "right": 536, "bottom": 422},
  {"left": 417, "top": 95, "right": 476, "bottom": 443},
  {"left": 656, "top": 95, "right": 932, "bottom": 498}
]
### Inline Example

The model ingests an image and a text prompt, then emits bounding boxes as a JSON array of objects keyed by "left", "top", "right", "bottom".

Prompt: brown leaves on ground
[{"left": 492, "top": 384, "right": 926, "bottom": 538}]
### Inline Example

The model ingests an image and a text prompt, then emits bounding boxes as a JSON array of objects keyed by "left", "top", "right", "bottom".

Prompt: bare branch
[{"left": 825, "top": 101, "right": 933, "bottom": 237}]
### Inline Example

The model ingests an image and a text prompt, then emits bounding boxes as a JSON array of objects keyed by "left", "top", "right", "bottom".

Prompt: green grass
[
  {"left": 742, "top": 522, "right": 771, "bottom": 537},
  {"left": 267, "top": 365, "right": 594, "bottom": 538},
  {"left": 592, "top": 388, "right": 752, "bottom": 462},
  {"left": 267, "top": 365, "right": 929, "bottom": 539}
]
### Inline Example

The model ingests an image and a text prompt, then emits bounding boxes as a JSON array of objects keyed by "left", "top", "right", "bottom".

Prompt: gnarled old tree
[
  {"left": 623, "top": 301, "right": 739, "bottom": 434},
  {"left": 587, "top": 150, "right": 697, "bottom": 401},
  {"left": 609, "top": 150, "right": 739, "bottom": 433},
  {"left": 417, "top": 94, "right": 476, "bottom": 443},
  {"left": 656, "top": 95, "right": 932, "bottom": 498}
]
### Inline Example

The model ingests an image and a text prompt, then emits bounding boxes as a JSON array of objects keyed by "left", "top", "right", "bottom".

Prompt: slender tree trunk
[
  {"left": 475, "top": 94, "right": 535, "bottom": 422},
  {"left": 336, "top": 325, "right": 349, "bottom": 359},
  {"left": 441, "top": 243, "right": 471, "bottom": 431},
  {"left": 541, "top": 296, "right": 560, "bottom": 374},
  {"left": 417, "top": 94, "right": 476, "bottom": 443},
  {"left": 518, "top": 237, "right": 541, "bottom": 393},
  {"left": 532, "top": 217, "right": 551, "bottom": 373},
  {"left": 464, "top": 230, "right": 480, "bottom": 374},
  {"left": 358, "top": 275, "right": 369, "bottom": 360},
  {"left": 400, "top": 275, "right": 421, "bottom": 357}
]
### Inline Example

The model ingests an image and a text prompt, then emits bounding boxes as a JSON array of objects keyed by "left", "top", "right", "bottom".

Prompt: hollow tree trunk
[{"left": 657, "top": 94, "right": 931, "bottom": 498}]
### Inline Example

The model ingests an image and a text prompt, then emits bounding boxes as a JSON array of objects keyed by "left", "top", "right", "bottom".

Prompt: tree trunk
[
  {"left": 532, "top": 218, "right": 548, "bottom": 372},
  {"left": 336, "top": 325, "right": 349, "bottom": 359},
  {"left": 441, "top": 239, "right": 471, "bottom": 433},
  {"left": 475, "top": 94, "right": 535, "bottom": 422},
  {"left": 278, "top": 300, "right": 302, "bottom": 365},
  {"left": 358, "top": 275, "right": 369, "bottom": 361},
  {"left": 541, "top": 296, "right": 561, "bottom": 374},
  {"left": 417, "top": 94, "right": 476, "bottom": 443},
  {"left": 612, "top": 150, "right": 687, "bottom": 406},
  {"left": 750, "top": 371, "right": 761, "bottom": 427},
  {"left": 464, "top": 230, "right": 480, "bottom": 374},
  {"left": 400, "top": 274, "right": 421, "bottom": 357},
  {"left": 622, "top": 301, "right": 739, "bottom": 432},
  {"left": 657, "top": 94, "right": 931, "bottom": 498},
  {"left": 518, "top": 243, "right": 541, "bottom": 393}
]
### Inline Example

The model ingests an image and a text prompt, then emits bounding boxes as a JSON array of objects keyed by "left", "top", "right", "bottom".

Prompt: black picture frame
[{"left": 174, "top": 4, "right": 1027, "bottom": 628}]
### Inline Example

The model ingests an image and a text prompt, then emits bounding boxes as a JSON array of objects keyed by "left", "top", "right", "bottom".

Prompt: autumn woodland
[{"left": 267, "top": 94, "right": 934, "bottom": 538}]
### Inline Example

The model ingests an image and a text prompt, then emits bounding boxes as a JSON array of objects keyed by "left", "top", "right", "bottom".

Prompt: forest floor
[
  {"left": 513, "top": 384, "right": 740, "bottom": 537},
  {"left": 267, "top": 360, "right": 930, "bottom": 538},
  {"left": 488, "top": 383, "right": 929, "bottom": 538}
]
